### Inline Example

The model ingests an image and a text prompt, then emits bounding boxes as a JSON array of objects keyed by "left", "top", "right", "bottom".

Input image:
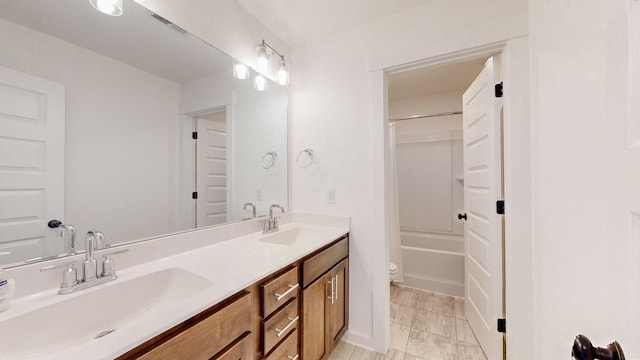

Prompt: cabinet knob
[
  {"left": 457, "top": 213, "right": 467, "bottom": 221},
  {"left": 572, "top": 335, "right": 625, "bottom": 360}
]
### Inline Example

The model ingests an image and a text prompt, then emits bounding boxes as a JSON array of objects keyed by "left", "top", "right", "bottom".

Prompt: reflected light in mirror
[
  {"left": 254, "top": 75, "right": 267, "bottom": 91},
  {"left": 233, "top": 63, "right": 250, "bottom": 80},
  {"left": 89, "top": 0, "right": 123, "bottom": 16}
]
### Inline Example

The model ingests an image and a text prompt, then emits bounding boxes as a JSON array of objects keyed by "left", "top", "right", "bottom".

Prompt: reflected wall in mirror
[{"left": 0, "top": 0, "right": 288, "bottom": 267}]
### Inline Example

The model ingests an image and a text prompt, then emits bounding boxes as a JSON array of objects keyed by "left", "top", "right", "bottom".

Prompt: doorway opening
[{"left": 386, "top": 54, "right": 505, "bottom": 360}]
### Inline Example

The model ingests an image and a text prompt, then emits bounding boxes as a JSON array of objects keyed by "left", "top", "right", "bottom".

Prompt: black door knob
[
  {"left": 457, "top": 213, "right": 467, "bottom": 221},
  {"left": 572, "top": 335, "right": 625, "bottom": 360},
  {"left": 48, "top": 219, "right": 62, "bottom": 228}
]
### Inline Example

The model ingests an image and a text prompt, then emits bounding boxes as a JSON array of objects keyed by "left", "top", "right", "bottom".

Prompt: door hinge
[
  {"left": 192, "top": 191, "right": 198, "bottom": 200},
  {"left": 192, "top": 131, "right": 198, "bottom": 140},
  {"left": 495, "top": 82, "right": 504, "bottom": 98},
  {"left": 497, "top": 318, "right": 506, "bottom": 333},
  {"left": 496, "top": 200, "right": 505, "bottom": 215}
]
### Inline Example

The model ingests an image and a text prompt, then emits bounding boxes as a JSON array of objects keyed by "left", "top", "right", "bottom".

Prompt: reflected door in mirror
[
  {"left": 196, "top": 111, "right": 228, "bottom": 227},
  {"left": 0, "top": 66, "right": 65, "bottom": 264}
]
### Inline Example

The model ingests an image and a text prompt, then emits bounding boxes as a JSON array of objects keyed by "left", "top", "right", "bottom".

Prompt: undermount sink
[
  {"left": 259, "top": 227, "right": 334, "bottom": 246},
  {"left": 0, "top": 267, "right": 212, "bottom": 358}
]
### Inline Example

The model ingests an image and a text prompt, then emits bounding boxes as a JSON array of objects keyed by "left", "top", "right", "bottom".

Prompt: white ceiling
[
  {"left": 237, "top": 0, "right": 434, "bottom": 46},
  {"left": 0, "top": 0, "right": 232, "bottom": 83},
  {"left": 388, "top": 57, "right": 488, "bottom": 101}
]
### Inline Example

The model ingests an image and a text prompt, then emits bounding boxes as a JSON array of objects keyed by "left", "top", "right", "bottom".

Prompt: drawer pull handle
[
  {"left": 287, "top": 355, "right": 299, "bottom": 360},
  {"left": 274, "top": 316, "right": 299, "bottom": 338},
  {"left": 275, "top": 283, "right": 299, "bottom": 301},
  {"left": 327, "top": 277, "right": 335, "bottom": 304}
]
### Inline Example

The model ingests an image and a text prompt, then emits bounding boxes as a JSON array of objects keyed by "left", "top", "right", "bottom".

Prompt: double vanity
[{"left": 0, "top": 213, "right": 350, "bottom": 360}]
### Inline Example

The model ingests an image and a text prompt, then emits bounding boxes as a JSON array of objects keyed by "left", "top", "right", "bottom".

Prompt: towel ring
[
  {"left": 261, "top": 151, "right": 277, "bottom": 169},
  {"left": 296, "top": 148, "right": 314, "bottom": 168}
]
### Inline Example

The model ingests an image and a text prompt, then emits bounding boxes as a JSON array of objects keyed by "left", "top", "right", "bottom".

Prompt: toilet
[{"left": 389, "top": 262, "right": 399, "bottom": 282}]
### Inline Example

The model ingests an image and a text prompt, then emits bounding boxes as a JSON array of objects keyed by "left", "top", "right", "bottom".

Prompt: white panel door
[
  {"left": 196, "top": 113, "right": 227, "bottom": 227},
  {"left": 462, "top": 56, "right": 503, "bottom": 360},
  {"left": 0, "top": 66, "right": 65, "bottom": 264}
]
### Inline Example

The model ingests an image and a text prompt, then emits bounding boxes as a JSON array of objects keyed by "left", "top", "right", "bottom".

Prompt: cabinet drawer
[
  {"left": 302, "top": 237, "right": 348, "bottom": 288},
  {"left": 265, "top": 329, "right": 298, "bottom": 360},
  {"left": 261, "top": 267, "right": 299, "bottom": 317},
  {"left": 262, "top": 298, "right": 299, "bottom": 354},
  {"left": 214, "top": 332, "right": 253, "bottom": 360},
  {"left": 138, "top": 292, "right": 252, "bottom": 360}
]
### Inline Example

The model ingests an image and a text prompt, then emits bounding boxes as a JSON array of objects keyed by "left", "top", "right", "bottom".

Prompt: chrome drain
[{"left": 95, "top": 329, "right": 116, "bottom": 339}]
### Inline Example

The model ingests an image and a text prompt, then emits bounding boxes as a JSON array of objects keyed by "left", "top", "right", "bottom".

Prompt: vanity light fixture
[
  {"left": 254, "top": 74, "right": 268, "bottom": 91},
  {"left": 255, "top": 40, "right": 289, "bottom": 86},
  {"left": 233, "top": 63, "right": 250, "bottom": 80},
  {"left": 89, "top": 0, "right": 123, "bottom": 16}
]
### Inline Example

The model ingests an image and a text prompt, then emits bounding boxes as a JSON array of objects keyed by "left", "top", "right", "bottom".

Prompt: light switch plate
[{"left": 327, "top": 189, "right": 335, "bottom": 204}]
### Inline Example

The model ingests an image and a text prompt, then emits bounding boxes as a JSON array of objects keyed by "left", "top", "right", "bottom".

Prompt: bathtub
[{"left": 400, "top": 230, "right": 465, "bottom": 297}]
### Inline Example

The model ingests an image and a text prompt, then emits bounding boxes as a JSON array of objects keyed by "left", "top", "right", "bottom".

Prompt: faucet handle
[
  {"left": 101, "top": 249, "right": 129, "bottom": 277},
  {"left": 40, "top": 261, "right": 78, "bottom": 290}
]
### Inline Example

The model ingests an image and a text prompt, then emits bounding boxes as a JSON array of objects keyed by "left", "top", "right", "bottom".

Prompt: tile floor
[{"left": 328, "top": 285, "right": 488, "bottom": 360}]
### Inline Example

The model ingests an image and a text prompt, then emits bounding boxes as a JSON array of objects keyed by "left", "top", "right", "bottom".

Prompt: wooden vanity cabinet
[
  {"left": 327, "top": 259, "right": 347, "bottom": 343},
  {"left": 117, "top": 291, "right": 253, "bottom": 360},
  {"left": 258, "top": 266, "right": 301, "bottom": 358},
  {"left": 117, "top": 233, "right": 348, "bottom": 360},
  {"left": 301, "top": 236, "right": 349, "bottom": 360}
]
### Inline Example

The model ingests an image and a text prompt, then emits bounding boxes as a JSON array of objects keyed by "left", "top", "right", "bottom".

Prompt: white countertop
[{"left": 0, "top": 214, "right": 349, "bottom": 359}]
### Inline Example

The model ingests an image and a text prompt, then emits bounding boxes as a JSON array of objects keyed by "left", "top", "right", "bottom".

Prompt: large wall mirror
[{"left": 0, "top": 0, "right": 288, "bottom": 267}]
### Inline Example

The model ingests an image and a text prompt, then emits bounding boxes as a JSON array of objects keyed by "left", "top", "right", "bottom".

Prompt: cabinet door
[
  {"left": 214, "top": 332, "right": 253, "bottom": 360},
  {"left": 302, "top": 275, "right": 328, "bottom": 360},
  {"left": 328, "top": 259, "right": 348, "bottom": 344}
]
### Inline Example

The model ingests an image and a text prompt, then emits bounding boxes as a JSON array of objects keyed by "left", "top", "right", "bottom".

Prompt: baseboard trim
[{"left": 340, "top": 330, "right": 379, "bottom": 353}]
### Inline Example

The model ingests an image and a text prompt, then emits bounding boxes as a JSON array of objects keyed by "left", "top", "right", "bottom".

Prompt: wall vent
[{"left": 150, "top": 13, "right": 188, "bottom": 35}]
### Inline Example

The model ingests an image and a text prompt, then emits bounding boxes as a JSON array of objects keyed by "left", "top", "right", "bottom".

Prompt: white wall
[
  {"left": 290, "top": 0, "right": 528, "bottom": 351},
  {"left": 0, "top": 19, "right": 182, "bottom": 249},
  {"left": 529, "top": 0, "right": 637, "bottom": 358}
]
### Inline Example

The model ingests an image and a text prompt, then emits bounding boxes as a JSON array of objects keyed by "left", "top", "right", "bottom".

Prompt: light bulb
[
  {"left": 253, "top": 75, "right": 267, "bottom": 91},
  {"left": 233, "top": 63, "right": 250, "bottom": 80},
  {"left": 255, "top": 45, "right": 270, "bottom": 74},
  {"left": 276, "top": 58, "right": 288, "bottom": 85},
  {"left": 90, "top": 0, "right": 123, "bottom": 16}
]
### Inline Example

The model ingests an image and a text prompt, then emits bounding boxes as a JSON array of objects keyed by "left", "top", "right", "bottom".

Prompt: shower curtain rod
[{"left": 388, "top": 111, "right": 462, "bottom": 123}]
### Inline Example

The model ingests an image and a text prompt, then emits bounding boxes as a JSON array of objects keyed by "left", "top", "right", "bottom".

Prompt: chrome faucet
[
  {"left": 57, "top": 224, "right": 76, "bottom": 255},
  {"left": 83, "top": 231, "right": 100, "bottom": 281},
  {"left": 47, "top": 220, "right": 76, "bottom": 255},
  {"left": 94, "top": 231, "right": 107, "bottom": 250},
  {"left": 243, "top": 202, "right": 256, "bottom": 219},
  {"left": 40, "top": 231, "right": 128, "bottom": 295},
  {"left": 263, "top": 204, "right": 285, "bottom": 234}
]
